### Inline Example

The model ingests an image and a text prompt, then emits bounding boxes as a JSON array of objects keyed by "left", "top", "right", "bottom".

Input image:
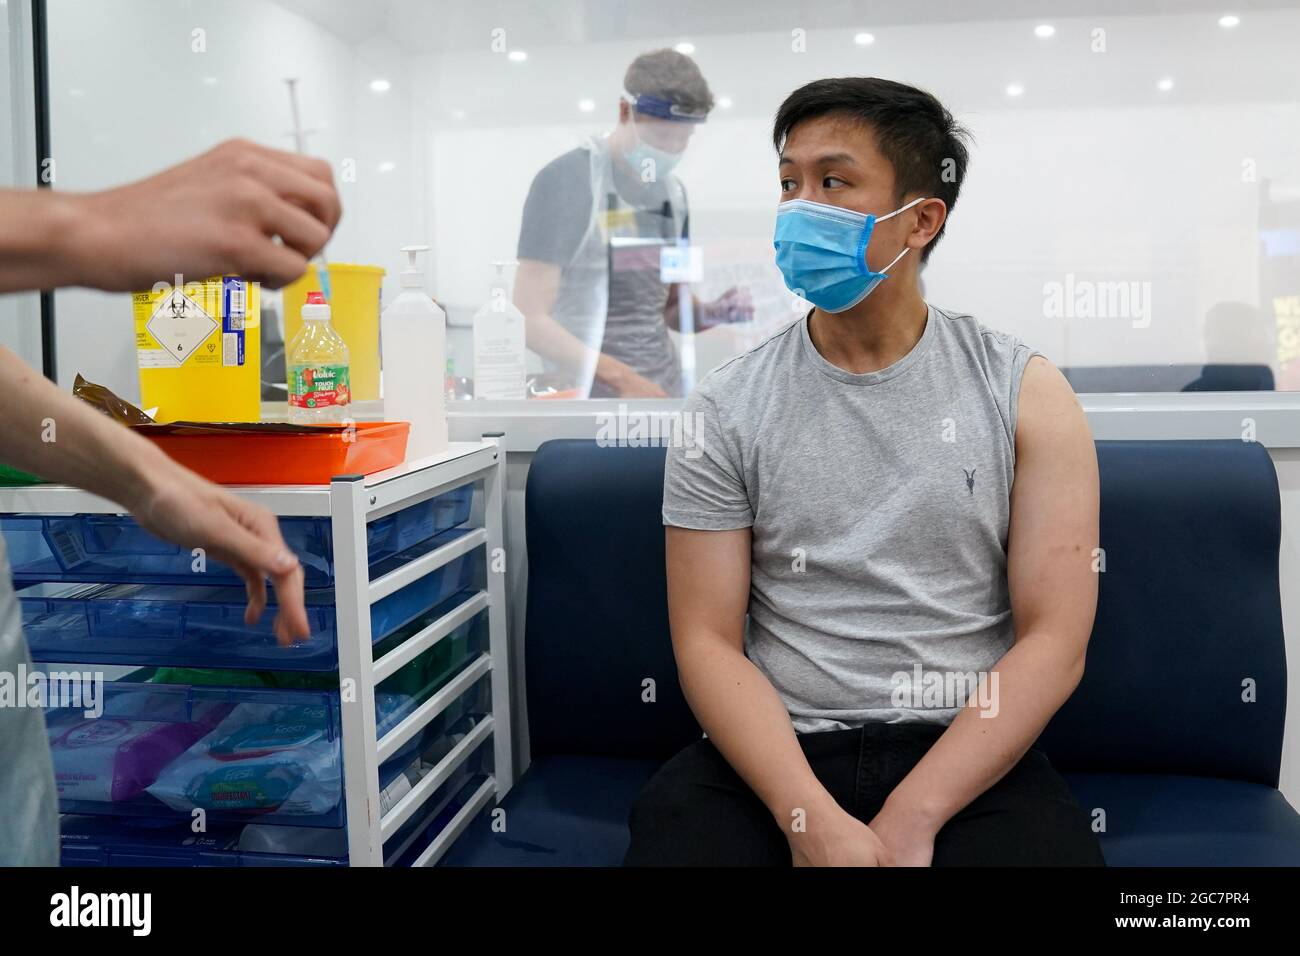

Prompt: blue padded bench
[{"left": 442, "top": 438, "right": 1300, "bottom": 866}]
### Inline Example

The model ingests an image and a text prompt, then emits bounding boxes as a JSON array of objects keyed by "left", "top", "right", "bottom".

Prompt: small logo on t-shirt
[{"left": 963, "top": 468, "right": 976, "bottom": 495}]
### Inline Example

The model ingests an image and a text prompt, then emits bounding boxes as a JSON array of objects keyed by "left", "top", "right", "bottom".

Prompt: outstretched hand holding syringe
[{"left": 285, "top": 77, "right": 333, "bottom": 301}]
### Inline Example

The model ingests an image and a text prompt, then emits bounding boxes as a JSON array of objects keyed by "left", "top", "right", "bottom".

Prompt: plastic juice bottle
[{"left": 287, "top": 291, "right": 351, "bottom": 424}]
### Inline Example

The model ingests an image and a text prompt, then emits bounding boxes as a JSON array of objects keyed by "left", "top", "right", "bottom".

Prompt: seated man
[{"left": 624, "top": 77, "right": 1104, "bottom": 867}]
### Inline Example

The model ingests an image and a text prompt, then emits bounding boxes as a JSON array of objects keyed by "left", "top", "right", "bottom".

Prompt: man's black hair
[{"left": 772, "top": 77, "right": 970, "bottom": 262}]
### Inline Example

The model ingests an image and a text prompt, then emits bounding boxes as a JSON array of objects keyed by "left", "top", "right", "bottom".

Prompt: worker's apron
[
  {"left": 547, "top": 136, "right": 687, "bottom": 397},
  {"left": 0, "top": 535, "right": 59, "bottom": 865}
]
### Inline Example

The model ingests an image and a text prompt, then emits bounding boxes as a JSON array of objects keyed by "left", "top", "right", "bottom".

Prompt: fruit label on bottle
[{"left": 289, "top": 365, "right": 351, "bottom": 408}]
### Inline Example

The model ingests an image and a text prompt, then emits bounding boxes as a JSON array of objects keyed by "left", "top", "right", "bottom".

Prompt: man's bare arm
[
  {"left": 0, "top": 345, "right": 309, "bottom": 644},
  {"left": 0, "top": 138, "right": 344, "bottom": 642},
  {"left": 668, "top": 525, "right": 894, "bottom": 865},
  {"left": 869, "top": 356, "right": 1099, "bottom": 864}
]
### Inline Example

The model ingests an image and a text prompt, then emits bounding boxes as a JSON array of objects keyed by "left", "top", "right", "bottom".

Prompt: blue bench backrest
[
  {"left": 1059, "top": 364, "right": 1275, "bottom": 393},
  {"left": 525, "top": 442, "right": 698, "bottom": 760},
  {"left": 1037, "top": 439, "right": 1285, "bottom": 785},
  {"left": 524, "top": 439, "right": 1286, "bottom": 784}
]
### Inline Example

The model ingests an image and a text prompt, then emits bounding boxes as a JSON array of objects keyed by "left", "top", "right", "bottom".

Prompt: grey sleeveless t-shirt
[{"left": 663, "top": 304, "right": 1042, "bottom": 732}]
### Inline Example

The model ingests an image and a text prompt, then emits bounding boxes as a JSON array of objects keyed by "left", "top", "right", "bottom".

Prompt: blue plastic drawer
[
  {"left": 43, "top": 612, "right": 487, "bottom": 829},
  {"left": 374, "top": 612, "right": 486, "bottom": 755},
  {"left": 19, "top": 531, "right": 481, "bottom": 670},
  {"left": 59, "top": 708, "right": 488, "bottom": 867},
  {"left": 45, "top": 682, "right": 347, "bottom": 827},
  {"left": 369, "top": 529, "right": 478, "bottom": 641},
  {"left": 400, "top": 771, "right": 494, "bottom": 868},
  {"left": 59, "top": 815, "right": 348, "bottom": 868},
  {"left": 1, "top": 484, "right": 471, "bottom": 587},
  {"left": 20, "top": 583, "right": 340, "bottom": 669}
]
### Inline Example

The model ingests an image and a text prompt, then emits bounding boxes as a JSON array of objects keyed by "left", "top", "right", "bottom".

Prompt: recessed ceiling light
[
  {"left": 201, "top": 77, "right": 218, "bottom": 86},
  {"left": 369, "top": 78, "right": 391, "bottom": 93},
  {"left": 1218, "top": 14, "right": 1240, "bottom": 28},
  {"left": 1034, "top": 24, "right": 1055, "bottom": 38},
  {"left": 718, "top": 95, "right": 734, "bottom": 109},
  {"left": 1005, "top": 83, "right": 1025, "bottom": 97},
  {"left": 1157, "top": 77, "right": 1174, "bottom": 92},
  {"left": 377, "top": 161, "right": 396, "bottom": 173},
  {"left": 507, "top": 50, "right": 527, "bottom": 62},
  {"left": 451, "top": 108, "right": 466, "bottom": 120},
  {"left": 578, "top": 98, "right": 595, "bottom": 112},
  {"left": 674, "top": 41, "right": 695, "bottom": 55},
  {"left": 854, "top": 32, "right": 875, "bottom": 46}
]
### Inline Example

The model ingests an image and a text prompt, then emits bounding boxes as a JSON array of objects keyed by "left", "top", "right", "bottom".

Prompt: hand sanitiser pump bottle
[
  {"left": 472, "top": 261, "right": 527, "bottom": 400},
  {"left": 381, "top": 244, "right": 449, "bottom": 459},
  {"left": 287, "top": 291, "right": 351, "bottom": 424}
]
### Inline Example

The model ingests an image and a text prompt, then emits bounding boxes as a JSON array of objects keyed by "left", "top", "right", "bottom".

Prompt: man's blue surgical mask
[{"left": 773, "top": 196, "right": 927, "bottom": 312}]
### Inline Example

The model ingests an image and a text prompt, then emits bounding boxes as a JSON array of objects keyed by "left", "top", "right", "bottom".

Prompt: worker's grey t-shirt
[{"left": 663, "top": 304, "right": 1042, "bottom": 733}]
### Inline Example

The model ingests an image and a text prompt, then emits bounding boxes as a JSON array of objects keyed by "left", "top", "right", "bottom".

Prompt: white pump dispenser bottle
[{"left": 381, "top": 244, "right": 449, "bottom": 460}]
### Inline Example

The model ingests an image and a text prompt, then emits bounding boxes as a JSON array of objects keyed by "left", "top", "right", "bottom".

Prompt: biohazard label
[{"left": 145, "top": 289, "right": 218, "bottom": 366}]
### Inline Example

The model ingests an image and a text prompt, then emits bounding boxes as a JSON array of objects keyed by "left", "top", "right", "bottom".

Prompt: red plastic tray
[{"left": 137, "top": 421, "right": 410, "bottom": 485}]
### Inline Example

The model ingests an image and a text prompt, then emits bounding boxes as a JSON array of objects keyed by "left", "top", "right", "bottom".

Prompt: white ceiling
[{"left": 272, "top": 0, "right": 1300, "bottom": 54}]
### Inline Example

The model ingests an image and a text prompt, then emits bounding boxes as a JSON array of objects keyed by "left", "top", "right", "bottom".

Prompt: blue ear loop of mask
[{"left": 773, "top": 196, "right": 928, "bottom": 313}]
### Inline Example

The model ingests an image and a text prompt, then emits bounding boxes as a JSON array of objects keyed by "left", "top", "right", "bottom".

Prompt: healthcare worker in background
[
  {"left": 514, "top": 48, "right": 753, "bottom": 398},
  {"left": 0, "top": 139, "right": 335, "bottom": 865}
]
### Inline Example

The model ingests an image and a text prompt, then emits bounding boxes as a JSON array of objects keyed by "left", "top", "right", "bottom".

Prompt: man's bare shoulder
[{"left": 1015, "top": 355, "right": 1094, "bottom": 462}]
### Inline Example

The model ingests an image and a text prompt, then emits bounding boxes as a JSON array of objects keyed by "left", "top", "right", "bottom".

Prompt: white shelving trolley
[{"left": 0, "top": 436, "right": 512, "bottom": 867}]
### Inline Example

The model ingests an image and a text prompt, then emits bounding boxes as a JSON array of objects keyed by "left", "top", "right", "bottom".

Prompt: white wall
[
  {"left": 414, "top": 10, "right": 1300, "bottom": 381},
  {"left": 44, "top": 0, "right": 425, "bottom": 398},
  {"left": 39, "top": 3, "right": 1300, "bottom": 393},
  {"left": 0, "top": 0, "right": 44, "bottom": 372}
]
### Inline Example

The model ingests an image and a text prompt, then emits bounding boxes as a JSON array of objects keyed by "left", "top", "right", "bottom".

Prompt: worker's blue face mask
[
  {"left": 773, "top": 196, "right": 927, "bottom": 312},
  {"left": 624, "top": 120, "right": 685, "bottom": 178},
  {"left": 621, "top": 95, "right": 691, "bottom": 179}
]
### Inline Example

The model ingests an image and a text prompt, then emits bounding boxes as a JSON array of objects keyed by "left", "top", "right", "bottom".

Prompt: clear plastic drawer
[
  {"left": 20, "top": 530, "right": 479, "bottom": 670},
  {"left": 43, "top": 609, "right": 487, "bottom": 829}
]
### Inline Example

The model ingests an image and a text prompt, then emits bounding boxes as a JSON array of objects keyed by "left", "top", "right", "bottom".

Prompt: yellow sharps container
[
  {"left": 133, "top": 276, "right": 261, "bottom": 422},
  {"left": 283, "top": 264, "right": 385, "bottom": 401}
]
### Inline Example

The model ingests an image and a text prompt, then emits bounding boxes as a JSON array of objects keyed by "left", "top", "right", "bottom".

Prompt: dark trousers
[{"left": 624, "top": 722, "right": 1105, "bottom": 866}]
